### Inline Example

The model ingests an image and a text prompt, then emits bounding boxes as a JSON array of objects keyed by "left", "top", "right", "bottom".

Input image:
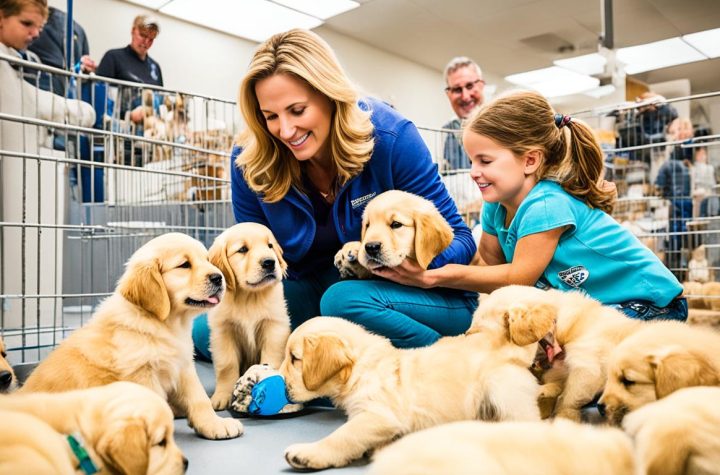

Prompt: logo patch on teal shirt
[{"left": 558, "top": 266, "right": 589, "bottom": 288}]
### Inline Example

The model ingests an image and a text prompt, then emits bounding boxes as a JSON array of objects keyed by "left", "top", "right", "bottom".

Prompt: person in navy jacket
[{"left": 193, "top": 29, "right": 477, "bottom": 355}]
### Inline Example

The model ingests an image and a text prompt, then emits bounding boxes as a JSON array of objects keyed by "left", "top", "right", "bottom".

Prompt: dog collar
[{"left": 67, "top": 433, "right": 99, "bottom": 475}]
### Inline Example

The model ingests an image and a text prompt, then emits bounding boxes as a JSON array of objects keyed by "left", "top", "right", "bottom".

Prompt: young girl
[{"left": 374, "top": 90, "right": 687, "bottom": 321}]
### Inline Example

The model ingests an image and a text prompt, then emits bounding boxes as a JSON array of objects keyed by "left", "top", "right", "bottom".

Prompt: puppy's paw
[
  {"left": 285, "top": 442, "right": 347, "bottom": 470},
  {"left": 210, "top": 390, "right": 232, "bottom": 411},
  {"left": 506, "top": 302, "right": 555, "bottom": 347},
  {"left": 334, "top": 242, "right": 372, "bottom": 279},
  {"left": 194, "top": 415, "right": 244, "bottom": 440},
  {"left": 554, "top": 407, "right": 582, "bottom": 422},
  {"left": 538, "top": 382, "right": 563, "bottom": 399}
]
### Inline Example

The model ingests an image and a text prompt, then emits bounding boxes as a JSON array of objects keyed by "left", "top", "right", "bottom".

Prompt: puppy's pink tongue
[{"left": 207, "top": 296, "right": 220, "bottom": 304}]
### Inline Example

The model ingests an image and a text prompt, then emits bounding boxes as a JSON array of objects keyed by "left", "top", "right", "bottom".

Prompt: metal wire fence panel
[{"left": 1, "top": 53, "right": 236, "bottom": 364}]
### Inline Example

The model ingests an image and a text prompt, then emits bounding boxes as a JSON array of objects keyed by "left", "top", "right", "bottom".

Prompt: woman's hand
[{"left": 370, "top": 258, "right": 437, "bottom": 289}]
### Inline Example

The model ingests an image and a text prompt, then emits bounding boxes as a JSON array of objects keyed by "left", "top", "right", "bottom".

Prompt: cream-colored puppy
[
  {"left": 207, "top": 222, "right": 291, "bottom": 410},
  {"left": 622, "top": 386, "right": 720, "bottom": 475},
  {"left": 599, "top": 321, "right": 720, "bottom": 425},
  {"left": 20, "top": 233, "right": 243, "bottom": 440},
  {"left": 335, "top": 190, "right": 453, "bottom": 278},
  {"left": 0, "top": 381, "right": 187, "bottom": 474},
  {"left": 279, "top": 317, "right": 540, "bottom": 470},
  {"left": 472, "top": 285, "right": 644, "bottom": 421},
  {"left": 0, "top": 336, "right": 17, "bottom": 393},
  {"left": 369, "top": 419, "right": 635, "bottom": 475}
]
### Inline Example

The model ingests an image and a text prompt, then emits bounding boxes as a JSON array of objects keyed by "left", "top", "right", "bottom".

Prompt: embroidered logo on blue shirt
[
  {"left": 150, "top": 63, "right": 159, "bottom": 81},
  {"left": 558, "top": 266, "right": 589, "bottom": 288},
  {"left": 351, "top": 192, "right": 376, "bottom": 209}
]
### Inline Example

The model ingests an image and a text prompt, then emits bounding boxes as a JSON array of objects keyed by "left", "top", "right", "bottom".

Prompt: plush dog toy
[{"left": 230, "top": 364, "right": 303, "bottom": 416}]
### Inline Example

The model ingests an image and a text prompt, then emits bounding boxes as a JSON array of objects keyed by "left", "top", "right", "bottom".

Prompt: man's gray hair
[{"left": 444, "top": 57, "right": 482, "bottom": 83}]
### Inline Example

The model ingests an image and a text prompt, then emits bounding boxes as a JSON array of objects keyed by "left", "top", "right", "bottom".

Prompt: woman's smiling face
[{"left": 255, "top": 73, "right": 334, "bottom": 164}]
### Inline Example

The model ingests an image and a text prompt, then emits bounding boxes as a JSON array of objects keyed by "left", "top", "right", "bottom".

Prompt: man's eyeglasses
[{"left": 445, "top": 79, "right": 484, "bottom": 96}]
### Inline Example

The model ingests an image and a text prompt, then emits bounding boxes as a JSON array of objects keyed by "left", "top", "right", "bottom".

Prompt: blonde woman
[{"left": 192, "top": 29, "right": 477, "bottom": 356}]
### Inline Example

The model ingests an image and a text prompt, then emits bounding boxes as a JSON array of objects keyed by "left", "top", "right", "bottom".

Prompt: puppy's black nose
[
  {"left": 261, "top": 258, "right": 275, "bottom": 271},
  {"left": 208, "top": 273, "right": 223, "bottom": 287},
  {"left": 365, "top": 241, "right": 381, "bottom": 257},
  {"left": 596, "top": 402, "right": 606, "bottom": 418},
  {"left": 0, "top": 371, "right": 12, "bottom": 390}
]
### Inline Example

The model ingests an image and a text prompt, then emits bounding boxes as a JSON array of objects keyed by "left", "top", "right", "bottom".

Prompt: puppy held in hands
[
  {"left": 0, "top": 336, "right": 17, "bottom": 393},
  {"left": 599, "top": 321, "right": 720, "bottom": 425},
  {"left": 0, "top": 381, "right": 187, "bottom": 475},
  {"left": 280, "top": 317, "right": 540, "bottom": 470},
  {"left": 20, "top": 233, "right": 243, "bottom": 440},
  {"left": 334, "top": 190, "right": 453, "bottom": 278},
  {"left": 471, "top": 285, "right": 645, "bottom": 421},
  {"left": 622, "top": 386, "right": 720, "bottom": 475},
  {"left": 207, "top": 222, "right": 292, "bottom": 410}
]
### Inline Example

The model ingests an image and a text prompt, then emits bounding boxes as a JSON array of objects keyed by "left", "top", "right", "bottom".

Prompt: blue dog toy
[{"left": 230, "top": 364, "right": 303, "bottom": 416}]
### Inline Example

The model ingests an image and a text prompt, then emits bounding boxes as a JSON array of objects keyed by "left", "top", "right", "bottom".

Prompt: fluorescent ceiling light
[
  {"left": 123, "top": 0, "right": 168, "bottom": 8},
  {"left": 617, "top": 37, "right": 706, "bottom": 74},
  {"left": 505, "top": 66, "right": 599, "bottom": 98},
  {"left": 683, "top": 27, "right": 720, "bottom": 59},
  {"left": 271, "top": 0, "right": 359, "bottom": 20},
  {"left": 554, "top": 53, "right": 607, "bottom": 76},
  {"left": 583, "top": 84, "right": 616, "bottom": 98},
  {"left": 160, "top": 0, "right": 322, "bottom": 42}
]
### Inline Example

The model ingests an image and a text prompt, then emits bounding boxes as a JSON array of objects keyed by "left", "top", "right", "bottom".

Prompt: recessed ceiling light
[
  {"left": 683, "top": 27, "right": 720, "bottom": 59},
  {"left": 505, "top": 66, "right": 600, "bottom": 98},
  {"left": 617, "top": 37, "right": 707, "bottom": 74},
  {"left": 270, "top": 0, "right": 359, "bottom": 20},
  {"left": 554, "top": 53, "right": 607, "bottom": 76},
  {"left": 583, "top": 84, "right": 616, "bottom": 98}
]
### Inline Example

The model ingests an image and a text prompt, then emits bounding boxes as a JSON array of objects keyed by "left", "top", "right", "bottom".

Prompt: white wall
[{"left": 49, "top": 0, "right": 452, "bottom": 127}]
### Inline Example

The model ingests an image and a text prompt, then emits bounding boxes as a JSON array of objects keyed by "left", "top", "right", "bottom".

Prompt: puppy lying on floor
[
  {"left": 334, "top": 190, "right": 453, "bottom": 278},
  {"left": 599, "top": 320, "right": 720, "bottom": 425},
  {"left": 622, "top": 386, "right": 720, "bottom": 475},
  {"left": 369, "top": 419, "right": 635, "bottom": 475},
  {"left": 0, "top": 381, "right": 187, "bottom": 475},
  {"left": 472, "top": 285, "right": 645, "bottom": 421},
  {"left": 207, "top": 222, "right": 292, "bottom": 410},
  {"left": 20, "top": 233, "right": 243, "bottom": 440},
  {"left": 0, "top": 336, "right": 17, "bottom": 393},
  {"left": 279, "top": 316, "right": 541, "bottom": 470}
]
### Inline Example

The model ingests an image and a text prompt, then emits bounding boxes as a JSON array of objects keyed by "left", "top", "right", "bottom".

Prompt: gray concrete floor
[{"left": 177, "top": 360, "right": 370, "bottom": 474}]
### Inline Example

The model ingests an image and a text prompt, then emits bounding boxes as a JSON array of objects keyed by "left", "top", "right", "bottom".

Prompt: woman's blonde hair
[
  {"left": 466, "top": 90, "right": 615, "bottom": 213},
  {"left": 236, "top": 29, "right": 374, "bottom": 203}
]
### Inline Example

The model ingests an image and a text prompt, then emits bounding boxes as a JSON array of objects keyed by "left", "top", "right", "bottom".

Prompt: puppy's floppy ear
[
  {"left": 97, "top": 419, "right": 149, "bottom": 475},
  {"left": 649, "top": 347, "right": 720, "bottom": 398},
  {"left": 413, "top": 210, "right": 453, "bottom": 269},
  {"left": 117, "top": 258, "right": 170, "bottom": 321},
  {"left": 505, "top": 303, "right": 555, "bottom": 346},
  {"left": 208, "top": 238, "right": 236, "bottom": 293},
  {"left": 302, "top": 334, "right": 354, "bottom": 391},
  {"left": 272, "top": 239, "right": 288, "bottom": 277}
]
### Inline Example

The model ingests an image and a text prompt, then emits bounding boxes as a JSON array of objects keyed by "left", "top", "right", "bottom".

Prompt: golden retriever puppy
[
  {"left": 0, "top": 381, "right": 187, "bottom": 474},
  {"left": 0, "top": 410, "right": 78, "bottom": 475},
  {"left": 622, "top": 386, "right": 720, "bottom": 475},
  {"left": 599, "top": 321, "right": 720, "bottom": 425},
  {"left": 472, "top": 285, "right": 644, "bottom": 421},
  {"left": 335, "top": 190, "right": 453, "bottom": 278},
  {"left": 334, "top": 241, "right": 373, "bottom": 279},
  {"left": 20, "top": 233, "right": 243, "bottom": 440},
  {"left": 369, "top": 419, "right": 635, "bottom": 475},
  {"left": 0, "top": 336, "right": 17, "bottom": 393},
  {"left": 207, "top": 222, "right": 291, "bottom": 410},
  {"left": 279, "top": 316, "right": 541, "bottom": 470}
]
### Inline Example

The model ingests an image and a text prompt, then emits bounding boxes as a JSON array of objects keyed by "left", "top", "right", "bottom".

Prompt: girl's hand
[{"left": 370, "top": 258, "right": 436, "bottom": 289}]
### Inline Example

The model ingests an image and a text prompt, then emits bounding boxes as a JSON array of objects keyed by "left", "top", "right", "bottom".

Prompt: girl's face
[
  {"left": 255, "top": 73, "right": 334, "bottom": 165},
  {"left": 465, "top": 131, "right": 535, "bottom": 209},
  {"left": 0, "top": 7, "right": 44, "bottom": 50}
]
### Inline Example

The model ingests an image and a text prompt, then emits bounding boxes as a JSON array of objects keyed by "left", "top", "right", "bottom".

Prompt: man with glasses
[{"left": 442, "top": 57, "right": 484, "bottom": 170}]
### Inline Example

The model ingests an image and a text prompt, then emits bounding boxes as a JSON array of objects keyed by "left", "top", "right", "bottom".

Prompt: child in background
[{"left": 373, "top": 90, "right": 686, "bottom": 321}]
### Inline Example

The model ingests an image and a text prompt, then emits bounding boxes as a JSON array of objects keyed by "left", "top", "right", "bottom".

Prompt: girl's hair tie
[{"left": 554, "top": 113, "right": 572, "bottom": 129}]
